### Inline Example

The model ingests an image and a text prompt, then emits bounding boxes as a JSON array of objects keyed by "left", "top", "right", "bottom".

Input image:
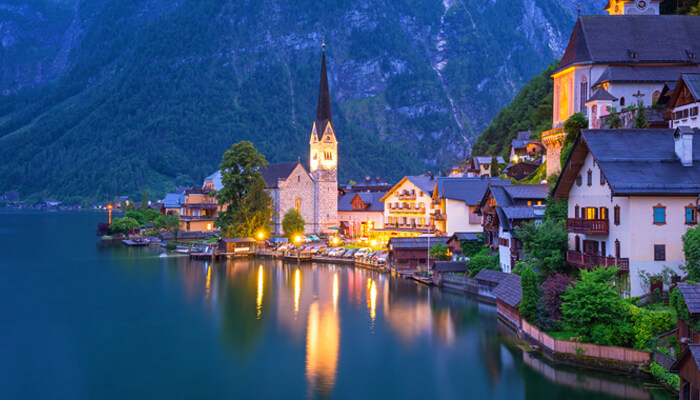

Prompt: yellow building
[{"left": 178, "top": 189, "right": 218, "bottom": 232}]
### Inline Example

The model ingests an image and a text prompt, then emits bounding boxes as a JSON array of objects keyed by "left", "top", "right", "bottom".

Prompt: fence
[{"left": 521, "top": 320, "right": 650, "bottom": 364}]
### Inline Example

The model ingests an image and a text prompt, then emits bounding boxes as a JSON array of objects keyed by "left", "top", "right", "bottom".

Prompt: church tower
[{"left": 309, "top": 42, "right": 338, "bottom": 234}]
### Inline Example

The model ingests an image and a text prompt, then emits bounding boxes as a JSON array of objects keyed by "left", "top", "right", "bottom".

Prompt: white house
[
  {"left": 432, "top": 177, "right": 505, "bottom": 236},
  {"left": 668, "top": 73, "right": 700, "bottom": 130},
  {"left": 553, "top": 127, "right": 700, "bottom": 297}
]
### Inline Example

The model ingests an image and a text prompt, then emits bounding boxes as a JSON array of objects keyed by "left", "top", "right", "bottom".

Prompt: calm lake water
[{"left": 0, "top": 211, "right": 674, "bottom": 399}]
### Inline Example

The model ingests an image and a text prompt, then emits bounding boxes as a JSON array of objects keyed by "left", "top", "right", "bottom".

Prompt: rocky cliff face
[{"left": 0, "top": 0, "right": 603, "bottom": 201}]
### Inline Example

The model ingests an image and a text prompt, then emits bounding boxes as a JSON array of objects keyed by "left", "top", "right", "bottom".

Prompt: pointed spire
[{"left": 316, "top": 40, "right": 332, "bottom": 124}]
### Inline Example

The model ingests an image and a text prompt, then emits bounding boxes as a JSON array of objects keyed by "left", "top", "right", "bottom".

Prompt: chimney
[{"left": 675, "top": 126, "right": 694, "bottom": 167}]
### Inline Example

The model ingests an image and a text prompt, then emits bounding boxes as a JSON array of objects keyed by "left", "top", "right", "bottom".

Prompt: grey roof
[
  {"left": 338, "top": 191, "right": 386, "bottom": 212},
  {"left": 432, "top": 261, "right": 468, "bottom": 273},
  {"left": 671, "top": 344, "right": 700, "bottom": 373},
  {"left": 683, "top": 73, "right": 700, "bottom": 100},
  {"left": 262, "top": 162, "right": 301, "bottom": 188},
  {"left": 474, "top": 269, "right": 509, "bottom": 284},
  {"left": 558, "top": 15, "right": 700, "bottom": 73},
  {"left": 389, "top": 237, "right": 449, "bottom": 250},
  {"left": 503, "top": 184, "right": 550, "bottom": 200},
  {"left": 586, "top": 87, "right": 618, "bottom": 102},
  {"left": 580, "top": 129, "right": 700, "bottom": 195},
  {"left": 593, "top": 65, "right": 700, "bottom": 88},
  {"left": 405, "top": 175, "right": 437, "bottom": 195},
  {"left": 436, "top": 177, "right": 505, "bottom": 205},
  {"left": 492, "top": 274, "right": 522, "bottom": 308},
  {"left": 451, "top": 232, "right": 481, "bottom": 242},
  {"left": 501, "top": 206, "right": 536, "bottom": 220},
  {"left": 163, "top": 193, "right": 181, "bottom": 208},
  {"left": 517, "top": 131, "right": 532, "bottom": 141},
  {"left": 474, "top": 156, "right": 506, "bottom": 166},
  {"left": 678, "top": 282, "right": 700, "bottom": 316},
  {"left": 203, "top": 170, "right": 223, "bottom": 191}
]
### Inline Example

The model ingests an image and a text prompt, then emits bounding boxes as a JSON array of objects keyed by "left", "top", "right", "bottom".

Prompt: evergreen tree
[
  {"left": 230, "top": 175, "right": 274, "bottom": 238},
  {"left": 490, "top": 154, "right": 501, "bottom": 177},
  {"left": 634, "top": 101, "right": 650, "bottom": 129},
  {"left": 519, "top": 267, "right": 539, "bottom": 323},
  {"left": 282, "top": 209, "right": 305, "bottom": 241}
]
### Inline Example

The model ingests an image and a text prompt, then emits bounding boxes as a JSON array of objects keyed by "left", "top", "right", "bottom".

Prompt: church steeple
[{"left": 315, "top": 41, "right": 332, "bottom": 125}]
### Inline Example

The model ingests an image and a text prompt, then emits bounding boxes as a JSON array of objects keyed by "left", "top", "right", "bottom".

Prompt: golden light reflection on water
[
  {"left": 205, "top": 265, "right": 211, "bottom": 299},
  {"left": 332, "top": 273, "right": 339, "bottom": 312},
  {"left": 305, "top": 301, "right": 339, "bottom": 398},
  {"left": 367, "top": 279, "right": 377, "bottom": 328},
  {"left": 294, "top": 269, "right": 301, "bottom": 318},
  {"left": 256, "top": 265, "right": 263, "bottom": 319}
]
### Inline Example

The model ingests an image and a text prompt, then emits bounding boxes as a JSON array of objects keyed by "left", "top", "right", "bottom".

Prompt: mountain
[{"left": 0, "top": 0, "right": 603, "bottom": 203}]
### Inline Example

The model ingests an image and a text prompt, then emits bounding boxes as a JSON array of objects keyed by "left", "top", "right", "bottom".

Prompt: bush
[
  {"left": 430, "top": 243, "right": 450, "bottom": 261},
  {"left": 624, "top": 302, "right": 674, "bottom": 349},
  {"left": 467, "top": 253, "right": 499, "bottom": 277},
  {"left": 165, "top": 242, "right": 177, "bottom": 250},
  {"left": 540, "top": 272, "right": 572, "bottom": 322},
  {"left": 644, "top": 362, "right": 680, "bottom": 391},
  {"left": 520, "top": 267, "right": 539, "bottom": 323}
]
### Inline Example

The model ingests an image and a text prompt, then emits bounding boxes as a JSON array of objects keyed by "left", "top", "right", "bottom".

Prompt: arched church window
[
  {"left": 652, "top": 90, "right": 661, "bottom": 104},
  {"left": 620, "top": 97, "right": 626, "bottom": 107},
  {"left": 295, "top": 198, "right": 302, "bottom": 214},
  {"left": 580, "top": 76, "right": 588, "bottom": 114}
]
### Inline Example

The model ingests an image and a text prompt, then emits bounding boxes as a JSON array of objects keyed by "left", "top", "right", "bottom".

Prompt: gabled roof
[
  {"left": 670, "top": 344, "right": 700, "bottom": 374},
  {"left": 203, "top": 170, "right": 223, "bottom": 191},
  {"left": 262, "top": 162, "right": 304, "bottom": 189},
  {"left": 492, "top": 274, "right": 521, "bottom": 307},
  {"left": 338, "top": 191, "right": 386, "bottom": 212},
  {"left": 503, "top": 185, "right": 549, "bottom": 200},
  {"left": 474, "top": 269, "right": 508, "bottom": 284},
  {"left": 388, "top": 237, "right": 449, "bottom": 250},
  {"left": 380, "top": 175, "right": 436, "bottom": 202},
  {"left": 592, "top": 65, "right": 700, "bottom": 88},
  {"left": 553, "top": 128, "right": 700, "bottom": 197},
  {"left": 163, "top": 193, "right": 181, "bottom": 208},
  {"left": 557, "top": 15, "right": 700, "bottom": 74},
  {"left": 677, "top": 282, "right": 700, "bottom": 316},
  {"left": 473, "top": 156, "right": 506, "bottom": 167},
  {"left": 435, "top": 177, "right": 505, "bottom": 205},
  {"left": 432, "top": 261, "right": 468, "bottom": 273},
  {"left": 450, "top": 232, "right": 481, "bottom": 242},
  {"left": 586, "top": 87, "right": 618, "bottom": 103},
  {"left": 669, "top": 73, "right": 700, "bottom": 108}
]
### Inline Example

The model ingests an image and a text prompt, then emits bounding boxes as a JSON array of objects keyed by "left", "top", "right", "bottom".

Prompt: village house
[
  {"left": 553, "top": 127, "right": 700, "bottom": 296},
  {"left": 432, "top": 177, "right": 505, "bottom": 236},
  {"left": 177, "top": 189, "right": 218, "bottom": 232},
  {"left": 474, "top": 184, "right": 549, "bottom": 273},
  {"left": 492, "top": 274, "right": 522, "bottom": 328},
  {"left": 378, "top": 175, "right": 436, "bottom": 238},
  {"left": 675, "top": 282, "right": 700, "bottom": 346},
  {"left": 542, "top": 3, "right": 700, "bottom": 176},
  {"left": 337, "top": 191, "right": 385, "bottom": 238},
  {"left": 668, "top": 73, "right": 700, "bottom": 130},
  {"left": 671, "top": 344, "right": 700, "bottom": 400},
  {"left": 508, "top": 131, "right": 545, "bottom": 163},
  {"left": 502, "top": 162, "right": 541, "bottom": 182},
  {"left": 387, "top": 236, "right": 449, "bottom": 271},
  {"left": 465, "top": 156, "right": 506, "bottom": 178},
  {"left": 446, "top": 232, "right": 481, "bottom": 259}
]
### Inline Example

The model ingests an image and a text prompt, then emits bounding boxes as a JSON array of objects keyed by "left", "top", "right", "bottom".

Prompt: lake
[{"left": 0, "top": 211, "right": 673, "bottom": 399}]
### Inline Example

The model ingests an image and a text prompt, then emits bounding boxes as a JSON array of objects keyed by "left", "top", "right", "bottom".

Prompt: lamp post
[
  {"left": 257, "top": 231, "right": 264, "bottom": 253},
  {"left": 295, "top": 235, "right": 302, "bottom": 263}
]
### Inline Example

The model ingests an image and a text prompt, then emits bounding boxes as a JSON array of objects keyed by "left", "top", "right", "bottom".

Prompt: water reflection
[
  {"left": 294, "top": 268, "right": 301, "bottom": 318},
  {"left": 256, "top": 265, "right": 263, "bottom": 319},
  {"left": 305, "top": 300, "right": 340, "bottom": 397}
]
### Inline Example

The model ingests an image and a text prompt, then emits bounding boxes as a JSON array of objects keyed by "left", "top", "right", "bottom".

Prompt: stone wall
[{"left": 278, "top": 164, "right": 315, "bottom": 234}]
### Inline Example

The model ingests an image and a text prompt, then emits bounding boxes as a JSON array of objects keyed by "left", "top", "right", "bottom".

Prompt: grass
[{"left": 545, "top": 330, "right": 578, "bottom": 341}]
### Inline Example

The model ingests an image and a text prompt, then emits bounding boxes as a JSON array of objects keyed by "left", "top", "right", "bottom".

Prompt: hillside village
[{"left": 17, "top": 0, "right": 700, "bottom": 396}]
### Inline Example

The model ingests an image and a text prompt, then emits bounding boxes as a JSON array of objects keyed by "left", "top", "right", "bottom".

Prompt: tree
[
  {"left": 560, "top": 112, "right": 588, "bottom": 168},
  {"left": 490, "top": 155, "right": 501, "bottom": 177},
  {"left": 683, "top": 225, "right": 700, "bottom": 280},
  {"left": 142, "top": 208, "right": 162, "bottom": 223},
  {"left": 215, "top": 141, "right": 270, "bottom": 237},
  {"left": 540, "top": 272, "right": 572, "bottom": 322},
  {"left": 634, "top": 101, "right": 650, "bottom": 129},
  {"left": 544, "top": 196, "right": 567, "bottom": 222},
  {"left": 109, "top": 217, "right": 141, "bottom": 234},
  {"left": 228, "top": 175, "right": 274, "bottom": 238},
  {"left": 153, "top": 213, "right": 180, "bottom": 237},
  {"left": 467, "top": 253, "right": 500, "bottom": 277},
  {"left": 140, "top": 189, "right": 149, "bottom": 210},
  {"left": 604, "top": 106, "right": 622, "bottom": 129},
  {"left": 561, "top": 267, "right": 626, "bottom": 344},
  {"left": 519, "top": 267, "right": 539, "bottom": 323},
  {"left": 429, "top": 243, "right": 450, "bottom": 261},
  {"left": 125, "top": 210, "right": 146, "bottom": 226},
  {"left": 282, "top": 209, "right": 305, "bottom": 241},
  {"left": 514, "top": 219, "right": 569, "bottom": 279}
]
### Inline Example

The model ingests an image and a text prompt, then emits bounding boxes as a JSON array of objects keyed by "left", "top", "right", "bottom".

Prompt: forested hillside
[{"left": 0, "top": 0, "right": 601, "bottom": 203}]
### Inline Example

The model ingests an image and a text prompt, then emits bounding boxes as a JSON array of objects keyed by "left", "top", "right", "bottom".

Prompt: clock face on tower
[{"left": 636, "top": 0, "right": 648, "bottom": 11}]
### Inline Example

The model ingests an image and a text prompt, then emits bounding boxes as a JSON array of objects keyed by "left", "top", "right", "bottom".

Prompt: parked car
[
  {"left": 343, "top": 248, "right": 359, "bottom": 258},
  {"left": 328, "top": 248, "right": 344, "bottom": 257},
  {"left": 376, "top": 253, "right": 388, "bottom": 265},
  {"left": 354, "top": 247, "right": 372, "bottom": 259}
]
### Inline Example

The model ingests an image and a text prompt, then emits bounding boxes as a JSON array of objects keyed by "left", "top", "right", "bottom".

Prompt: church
[{"left": 205, "top": 45, "right": 338, "bottom": 236}]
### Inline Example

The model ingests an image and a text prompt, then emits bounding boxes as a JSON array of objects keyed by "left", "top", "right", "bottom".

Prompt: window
[
  {"left": 654, "top": 244, "right": 666, "bottom": 261},
  {"left": 580, "top": 76, "right": 588, "bottom": 114},
  {"left": 614, "top": 205, "right": 620, "bottom": 225},
  {"left": 537, "top": 201, "right": 542, "bottom": 206},
  {"left": 692, "top": 107, "right": 699, "bottom": 117},
  {"left": 298, "top": 175, "right": 300, "bottom": 182},
  {"left": 576, "top": 175, "right": 582, "bottom": 186},
  {"left": 615, "top": 240, "right": 621, "bottom": 258},
  {"left": 575, "top": 236, "right": 581, "bottom": 252},
  {"left": 527, "top": 201, "right": 532, "bottom": 206},
  {"left": 420, "top": 218, "right": 425, "bottom": 226},
  {"left": 601, "top": 241, "right": 607, "bottom": 257},
  {"left": 620, "top": 97, "right": 626, "bottom": 107},
  {"left": 295, "top": 198, "right": 302, "bottom": 214},
  {"left": 324, "top": 150, "right": 333, "bottom": 160},
  {"left": 585, "top": 207, "right": 598, "bottom": 220},
  {"left": 587, "top": 169, "right": 592, "bottom": 186},
  {"left": 687, "top": 206, "right": 697, "bottom": 225},
  {"left": 575, "top": 205, "right": 580, "bottom": 218},
  {"left": 600, "top": 207, "right": 608, "bottom": 220},
  {"left": 600, "top": 171, "right": 605, "bottom": 185},
  {"left": 653, "top": 204, "right": 666, "bottom": 225}
]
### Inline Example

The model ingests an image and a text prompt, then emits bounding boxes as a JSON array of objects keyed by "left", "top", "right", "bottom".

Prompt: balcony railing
[
  {"left": 179, "top": 215, "right": 216, "bottom": 221},
  {"left": 566, "top": 251, "right": 629, "bottom": 273},
  {"left": 566, "top": 218, "right": 609, "bottom": 235},
  {"left": 398, "top": 193, "right": 417, "bottom": 200}
]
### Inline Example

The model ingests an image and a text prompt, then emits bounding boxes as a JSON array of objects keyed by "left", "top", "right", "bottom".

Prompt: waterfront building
[
  {"left": 378, "top": 174, "right": 436, "bottom": 238},
  {"left": 552, "top": 127, "right": 700, "bottom": 296},
  {"left": 177, "top": 189, "right": 218, "bottom": 232},
  {"left": 203, "top": 45, "right": 338, "bottom": 235},
  {"left": 474, "top": 184, "right": 549, "bottom": 273},
  {"left": 163, "top": 193, "right": 181, "bottom": 216},
  {"left": 387, "top": 236, "right": 449, "bottom": 271},
  {"left": 337, "top": 191, "right": 386, "bottom": 238},
  {"left": 668, "top": 73, "right": 700, "bottom": 129},
  {"left": 675, "top": 282, "right": 700, "bottom": 345},
  {"left": 671, "top": 344, "right": 700, "bottom": 400},
  {"left": 542, "top": 5, "right": 700, "bottom": 176},
  {"left": 432, "top": 177, "right": 505, "bottom": 236},
  {"left": 492, "top": 274, "right": 522, "bottom": 328}
]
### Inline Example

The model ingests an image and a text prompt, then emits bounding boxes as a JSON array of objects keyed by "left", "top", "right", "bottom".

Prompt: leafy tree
[
  {"left": 282, "top": 209, "right": 305, "bottom": 241},
  {"left": 560, "top": 112, "right": 588, "bottom": 168},
  {"left": 109, "top": 217, "right": 141, "bottom": 234},
  {"left": 634, "top": 101, "right": 649, "bottom": 129},
  {"left": 467, "top": 253, "right": 500, "bottom": 277},
  {"left": 429, "top": 243, "right": 450, "bottom": 261},
  {"left": 514, "top": 219, "right": 569, "bottom": 279},
  {"left": 544, "top": 195, "right": 567, "bottom": 222},
  {"left": 142, "top": 208, "right": 162, "bottom": 223},
  {"left": 561, "top": 267, "right": 627, "bottom": 345},
  {"left": 153, "top": 213, "right": 180, "bottom": 236},
  {"left": 519, "top": 267, "right": 539, "bottom": 323},
  {"left": 540, "top": 272, "right": 572, "bottom": 322},
  {"left": 604, "top": 106, "right": 622, "bottom": 129},
  {"left": 683, "top": 225, "right": 700, "bottom": 280},
  {"left": 215, "top": 141, "right": 270, "bottom": 237},
  {"left": 228, "top": 175, "right": 274, "bottom": 238},
  {"left": 460, "top": 237, "right": 485, "bottom": 258},
  {"left": 125, "top": 210, "right": 146, "bottom": 226}
]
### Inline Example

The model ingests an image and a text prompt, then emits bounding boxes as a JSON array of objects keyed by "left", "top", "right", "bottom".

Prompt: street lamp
[
  {"left": 332, "top": 236, "right": 339, "bottom": 246},
  {"left": 295, "top": 235, "right": 302, "bottom": 263}
]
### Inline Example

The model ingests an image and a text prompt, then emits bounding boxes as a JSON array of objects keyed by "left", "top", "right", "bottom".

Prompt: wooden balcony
[
  {"left": 566, "top": 218, "right": 609, "bottom": 235},
  {"left": 566, "top": 251, "right": 629, "bottom": 273},
  {"left": 398, "top": 193, "right": 417, "bottom": 200}
]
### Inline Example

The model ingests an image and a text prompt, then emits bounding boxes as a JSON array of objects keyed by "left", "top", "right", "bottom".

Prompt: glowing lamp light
[
  {"left": 258, "top": 231, "right": 264, "bottom": 240},
  {"left": 295, "top": 235, "right": 302, "bottom": 244},
  {"left": 370, "top": 239, "right": 377, "bottom": 247},
  {"left": 332, "top": 236, "right": 339, "bottom": 246}
]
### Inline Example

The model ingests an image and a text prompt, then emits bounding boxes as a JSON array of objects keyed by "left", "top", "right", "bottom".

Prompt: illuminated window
[
  {"left": 324, "top": 150, "right": 333, "bottom": 160},
  {"left": 207, "top": 223, "right": 212, "bottom": 230},
  {"left": 295, "top": 198, "right": 302, "bottom": 214},
  {"left": 600, "top": 207, "right": 608, "bottom": 220},
  {"left": 537, "top": 201, "right": 542, "bottom": 206},
  {"left": 527, "top": 201, "right": 532, "bottom": 206},
  {"left": 585, "top": 207, "right": 597, "bottom": 219},
  {"left": 420, "top": 218, "right": 425, "bottom": 225}
]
